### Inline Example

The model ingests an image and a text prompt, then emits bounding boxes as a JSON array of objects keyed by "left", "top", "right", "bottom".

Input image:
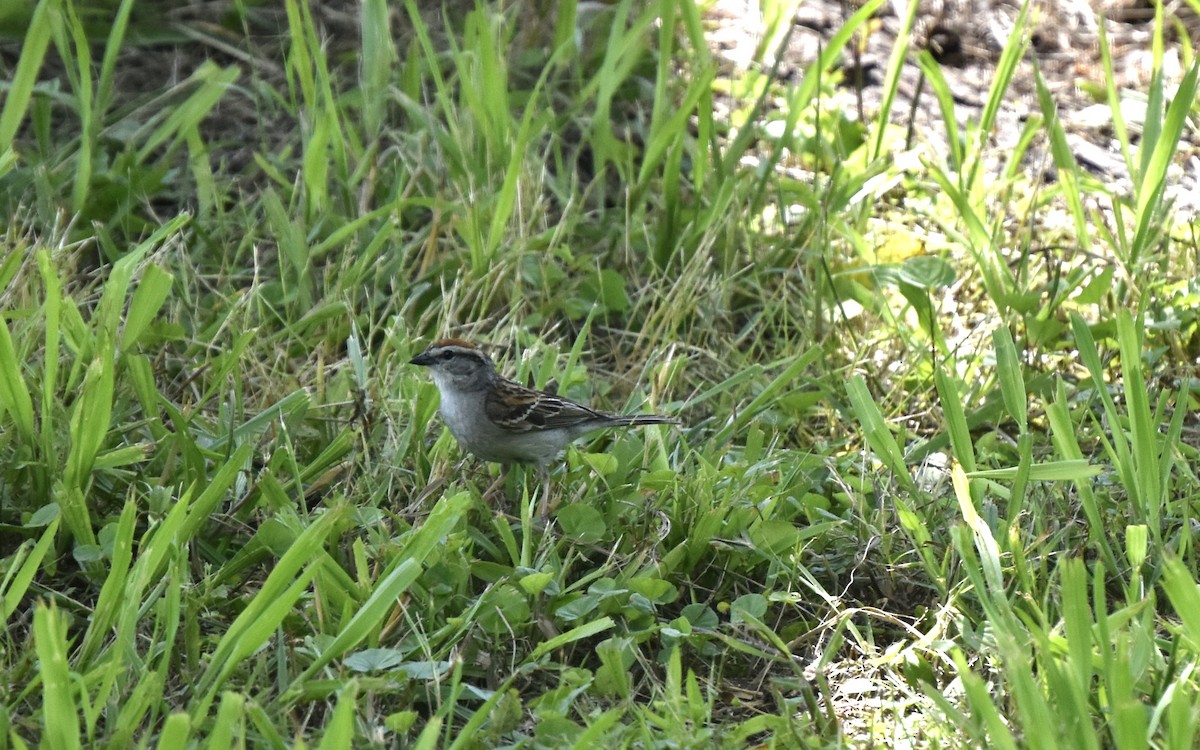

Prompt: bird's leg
[
  {"left": 536, "top": 464, "right": 553, "bottom": 521},
  {"left": 481, "top": 465, "right": 509, "bottom": 505}
]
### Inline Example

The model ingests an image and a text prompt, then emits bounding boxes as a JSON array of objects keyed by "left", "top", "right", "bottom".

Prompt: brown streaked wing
[{"left": 485, "top": 378, "right": 607, "bottom": 432}]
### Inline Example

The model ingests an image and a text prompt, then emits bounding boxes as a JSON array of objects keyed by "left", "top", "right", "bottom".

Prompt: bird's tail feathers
[{"left": 611, "top": 414, "right": 679, "bottom": 427}]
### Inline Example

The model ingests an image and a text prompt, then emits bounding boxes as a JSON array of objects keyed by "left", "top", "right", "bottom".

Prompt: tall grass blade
[
  {"left": 1161, "top": 558, "right": 1200, "bottom": 650},
  {"left": 75, "top": 500, "right": 137, "bottom": 665},
  {"left": 317, "top": 681, "right": 358, "bottom": 749},
  {"left": 52, "top": 0, "right": 94, "bottom": 213},
  {"left": 0, "top": 518, "right": 59, "bottom": 624},
  {"left": 1116, "top": 309, "right": 1161, "bottom": 529},
  {"left": 0, "top": 314, "right": 35, "bottom": 443},
  {"left": 135, "top": 62, "right": 240, "bottom": 164},
  {"left": 35, "top": 603, "right": 81, "bottom": 750},
  {"left": 360, "top": 0, "right": 394, "bottom": 140},
  {"left": 207, "top": 692, "right": 245, "bottom": 747},
  {"left": 95, "top": 0, "right": 135, "bottom": 114},
  {"left": 0, "top": 0, "right": 58, "bottom": 151},
  {"left": 1129, "top": 61, "right": 1199, "bottom": 264},
  {"left": 1032, "top": 66, "right": 1089, "bottom": 249},
  {"left": 870, "top": 0, "right": 920, "bottom": 159},
  {"left": 119, "top": 264, "right": 173, "bottom": 352},
  {"left": 847, "top": 375, "right": 915, "bottom": 495},
  {"left": 970, "top": 0, "right": 1030, "bottom": 190},
  {"left": 915, "top": 51, "right": 964, "bottom": 171}
]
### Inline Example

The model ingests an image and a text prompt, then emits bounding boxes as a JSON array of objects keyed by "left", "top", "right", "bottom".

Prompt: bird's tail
[{"left": 610, "top": 414, "right": 679, "bottom": 428}]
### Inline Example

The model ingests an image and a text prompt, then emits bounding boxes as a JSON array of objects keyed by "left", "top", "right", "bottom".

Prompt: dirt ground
[{"left": 705, "top": 0, "right": 1200, "bottom": 219}]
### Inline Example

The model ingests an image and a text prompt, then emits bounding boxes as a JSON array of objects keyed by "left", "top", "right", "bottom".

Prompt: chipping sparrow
[{"left": 410, "top": 338, "right": 677, "bottom": 516}]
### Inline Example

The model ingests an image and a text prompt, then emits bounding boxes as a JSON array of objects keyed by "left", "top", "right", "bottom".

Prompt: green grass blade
[
  {"left": 1060, "top": 558, "right": 1095, "bottom": 695},
  {"left": 179, "top": 442, "right": 255, "bottom": 542},
  {"left": 95, "top": 0, "right": 134, "bottom": 113},
  {"left": 64, "top": 356, "right": 114, "bottom": 492},
  {"left": 35, "top": 603, "right": 81, "bottom": 750},
  {"left": 847, "top": 375, "right": 915, "bottom": 495},
  {"left": 36, "top": 248, "right": 62, "bottom": 495},
  {"left": 1161, "top": 558, "right": 1200, "bottom": 651},
  {"left": 711, "top": 348, "right": 820, "bottom": 447},
  {"left": 291, "top": 556, "right": 424, "bottom": 683},
  {"left": 317, "top": 681, "right": 357, "bottom": 749},
  {"left": 1095, "top": 17, "right": 1134, "bottom": 177},
  {"left": 119, "top": 263, "right": 173, "bottom": 352},
  {"left": 953, "top": 650, "right": 1018, "bottom": 749},
  {"left": 1116, "top": 309, "right": 1159, "bottom": 527},
  {"left": 915, "top": 50, "right": 964, "bottom": 171},
  {"left": 135, "top": 62, "right": 240, "bottom": 164},
  {"left": 0, "top": 312, "right": 35, "bottom": 443},
  {"left": 359, "top": 0, "right": 394, "bottom": 139},
  {"left": 195, "top": 504, "right": 348, "bottom": 713},
  {"left": 0, "top": 0, "right": 57, "bottom": 150},
  {"left": 0, "top": 518, "right": 60, "bottom": 624},
  {"left": 970, "top": 0, "right": 1031, "bottom": 188},
  {"left": 870, "top": 0, "right": 920, "bottom": 159},
  {"left": 207, "top": 692, "right": 245, "bottom": 747},
  {"left": 74, "top": 500, "right": 137, "bottom": 666},
  {"left": 965, "top": 460, "right": 1101, "bottom": 482},
  {"left": 934, "top": 367, "right": 976, "bottom": 485},
  {"left": 992, "top": 327, "right": 1027, "bottom": 433},
  {"left": 154, "top": 713, "right": 192, "bottom": 749},
  {"left": 53, "top": 0, "right": 93, "bottom": 214},
  {"left": 1032, "top": 64, "right": 1089, "bottom": 249},
  {"left": 1130, "top": 60, "right": 1199, "bottom": 262}
]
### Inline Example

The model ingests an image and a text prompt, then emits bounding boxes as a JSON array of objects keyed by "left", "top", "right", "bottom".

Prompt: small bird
[{"left": 410, "top": 338, "right": 677, "bottom": 518}]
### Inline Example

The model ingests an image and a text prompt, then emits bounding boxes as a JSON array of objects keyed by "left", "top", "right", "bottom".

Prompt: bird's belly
[
  {"left": 439, "top": 398, "right": 564, "bottom": 464},
  {"left": 459, "top": 428, "right": 567, "bottom": 464}
]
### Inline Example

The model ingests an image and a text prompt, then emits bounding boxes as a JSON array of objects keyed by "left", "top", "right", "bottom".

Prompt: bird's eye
[{"left": 440, "top": 351, "right": 454, "bottom": 361}]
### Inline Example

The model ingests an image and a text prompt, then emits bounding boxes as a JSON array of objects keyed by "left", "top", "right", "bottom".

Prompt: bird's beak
[{"left": 410, "top": 351, "right": 434, "bottom": 366}]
